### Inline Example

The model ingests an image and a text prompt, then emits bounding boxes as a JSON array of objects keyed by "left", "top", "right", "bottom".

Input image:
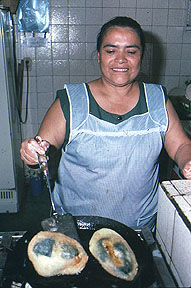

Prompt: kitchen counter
[{"left": 156, "top": 180, "right": 191, "bottom": 287}]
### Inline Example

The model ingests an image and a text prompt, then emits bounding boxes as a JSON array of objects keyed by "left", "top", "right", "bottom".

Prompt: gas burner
[{"left": 0, "top": 231, "right": 27, "bottom": 288}]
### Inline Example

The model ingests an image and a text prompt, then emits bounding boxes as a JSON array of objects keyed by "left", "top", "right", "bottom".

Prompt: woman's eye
[
  {"left": 127, "top": 50, "right": 136, "bottom": 55},
  {"left": 106, "top": 50, "right": 115, "bottom": 54}
]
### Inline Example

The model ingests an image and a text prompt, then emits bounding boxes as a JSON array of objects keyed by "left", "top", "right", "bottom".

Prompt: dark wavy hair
[{"left": 97, "top": 16, "right": 145, "bottom": 60}]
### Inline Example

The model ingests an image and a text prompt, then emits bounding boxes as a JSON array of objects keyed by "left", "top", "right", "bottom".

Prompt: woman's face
[{"left": 97, "top": 27, "right": 142, "bottom": 87}]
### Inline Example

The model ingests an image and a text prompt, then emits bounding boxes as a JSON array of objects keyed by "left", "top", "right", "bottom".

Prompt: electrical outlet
[{"left": 24, "top": 57, "right": 32, "bottom": 71}]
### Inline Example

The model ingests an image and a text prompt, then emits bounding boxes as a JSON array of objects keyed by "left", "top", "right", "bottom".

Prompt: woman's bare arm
[
  {"left": 164, "top": 99, "right": 191, "bottom": 178},
  {"left": 20, "top": 98, "right": 66, "bottom": 166}
]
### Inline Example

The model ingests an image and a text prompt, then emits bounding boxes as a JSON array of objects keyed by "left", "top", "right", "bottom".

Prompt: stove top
[{"left": 0, "top": 228, "right": 176, "bottom": 288}]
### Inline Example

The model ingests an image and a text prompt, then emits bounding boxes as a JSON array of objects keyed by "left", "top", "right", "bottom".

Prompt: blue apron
[{"left": 53, "top": 83, "right": 168, "bottom": 230}]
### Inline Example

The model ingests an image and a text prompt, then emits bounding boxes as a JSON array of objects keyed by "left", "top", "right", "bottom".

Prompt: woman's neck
[{"left": 88, "top": 79, "right": 140, "bottom": 114}]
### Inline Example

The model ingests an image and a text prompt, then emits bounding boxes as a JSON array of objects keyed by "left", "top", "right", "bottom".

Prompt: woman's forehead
[{"left": 101, "top": 27, "right": 141, "bottom": 46}]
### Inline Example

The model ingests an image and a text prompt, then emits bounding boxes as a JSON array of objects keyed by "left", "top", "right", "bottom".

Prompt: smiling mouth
[{"left": 112, "top": 68, "right": 128, "bottom": 72}]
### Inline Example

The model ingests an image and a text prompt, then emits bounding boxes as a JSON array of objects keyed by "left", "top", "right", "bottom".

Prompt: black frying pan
[{"left": 3, "top": 216, "right": 155, "bottom": 288}]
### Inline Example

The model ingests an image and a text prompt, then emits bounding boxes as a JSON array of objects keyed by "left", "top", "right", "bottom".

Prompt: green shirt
[{"left": 57, "top": 82, "right": 167, "bottom": 149}]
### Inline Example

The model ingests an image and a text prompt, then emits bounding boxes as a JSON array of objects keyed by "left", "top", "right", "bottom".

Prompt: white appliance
[{"left": 0, "top": 8, "right": 24, "bottom": 213}]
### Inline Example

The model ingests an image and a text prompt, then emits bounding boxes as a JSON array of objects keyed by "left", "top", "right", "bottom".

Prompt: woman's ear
[{"left": 97, "top": 51, "right": 100, "bottom": 63}]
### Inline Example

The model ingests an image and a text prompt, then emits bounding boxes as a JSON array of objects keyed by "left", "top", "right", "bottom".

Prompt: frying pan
[{"left": 3, "top": 216, "right": 155, "bottom": 288}]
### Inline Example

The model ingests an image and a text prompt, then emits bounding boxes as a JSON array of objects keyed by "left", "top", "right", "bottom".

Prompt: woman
[{"left": 20, "top": 17, "right": 191, "bottom": 230}]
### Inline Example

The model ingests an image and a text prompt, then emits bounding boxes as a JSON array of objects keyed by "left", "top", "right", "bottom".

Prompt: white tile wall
[{"left": 16, "top": 0, "right": 191, "bottom": 139}]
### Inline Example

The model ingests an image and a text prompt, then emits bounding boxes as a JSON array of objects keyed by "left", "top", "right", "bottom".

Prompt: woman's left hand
[{"left": 182, "top": 161, "right": 191, "bottom": 179}]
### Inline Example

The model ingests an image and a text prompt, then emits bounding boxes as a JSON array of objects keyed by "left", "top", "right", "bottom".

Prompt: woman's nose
[{"left": 115, "top": 52, "right": 127, "bottom": 63}]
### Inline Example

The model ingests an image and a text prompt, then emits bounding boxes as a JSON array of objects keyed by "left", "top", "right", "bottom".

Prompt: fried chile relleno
[
  {"left": 27, "top": 231, "right": 88, "bottom": 277},
  {"left": 98, "top": 239, "right": 133, "bottom": 274},
  {"left": 33, "top": 239, "right": 78, "bottom": 259},
  {"left": 89, "top": 228, "right": 138, "bottom": 281},
  {"left": 33, "top": 238, "right": 54, "bottom": 257}
]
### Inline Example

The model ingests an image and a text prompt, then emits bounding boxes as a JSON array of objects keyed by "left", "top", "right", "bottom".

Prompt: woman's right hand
[{"left": 20, "top": 137, "right": 50, "bottom": 166}]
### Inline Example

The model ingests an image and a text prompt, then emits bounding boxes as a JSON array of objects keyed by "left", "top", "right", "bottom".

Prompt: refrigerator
[{"left": 0, "top": 8, "right": 24, "bottom": 213}]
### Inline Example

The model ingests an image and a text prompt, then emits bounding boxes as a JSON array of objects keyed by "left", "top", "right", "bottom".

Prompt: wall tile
[
  {"left": 152, "top": 0, "right": 169, "bottom": 8},
  {"left": 137, "top": 0, "right": 153, "bottom": 8},
  {"left": 53, "top": 75, "right": 70, "bottom": 93},
  {"left": 27, "top": 92, "right": 37, "bottom": 110},
  {"left": 168, "top": 9, "right": 186, "bottom": 27},
  {"left": 23, "top": 108, "right": 38, "bottom": 124},
  {"left": 23, "top": 76, "right": 36, "bottom": 93},
  {"left": 37, "top": 76, "right": 53, "bottom": 93},
  {"left": 53, "top": 60, "right": 70, "bottom": 75},
  {"left": 103, "top": 8, "right": 119, "bottom": 22},
  {"left": 36, "top": 60, "right": 53, "bottom": 76},
  {"left": 70, "top": 75, "right": 86, "bottom": 83},
  {"left": 20, "top": 42, "right": 36, "bottom": 60},
  {"left": 86, "top": 8, "right": 103, "bottom": 25},
  {"left": 103, "top": 0, "right": 119, "bottom": 7},
  {"left": 183, "top": 30, "right": 191, "bottom": 44},
  {"left": 21, "top": 123, "right": 39, "bottom": 139},
  {"left": 152, "top": 26, "right": 167, "bottom": 43},
  {"left": 37, "top": 92, "right": 54, "bottom": 109},
  {"left": 37, "top": 108, "right": 49, "bottom": 125},
  {"left": 165, "top": 59, "right": 181, "bottom": 75},
  {"left": 50, "top": 0, "right": 67, "bottom": 7},
  {"left": 136, "top": 9, "right": 152, "bottom": 26},
  {"left": 152, "top": 59, "right": 166, "bottom": 76},
  {"left": 179, "top": 75, "right": 190, "bottom": 88},
  {"left": 69, "top": 8, "right": 86, "bottom": 25},
  {"left": 51, "top": 25, "right": 69, "bottom": 43},
  {"left": 180, "top": 60, "right": 191, "bottom": 75},
  {"left": 69, "top": 25, "right": 86, "bottom": 42},
  {"left": 86, "top": 75, "right": 101, "bottom": 82},
  {"left": 23, "top": 59, "right": 36, "bottom": 77},
  {"left": 51, "top": 7, "right": 68, "bottom": 25},
  {"left": 182, "top": 44, "right": 191, "bottom": 59},
  {"left": 164, "top": 76, "right": 180, "bottom": 93},
  {"left": 153, "top": 9, "right": 168, "bottom": 26},
  {"left": 169, "top": 0, "right": 187, "bottom": 9},
  {"left": 119, "top": 0, "right": 137, "bottom": 8},
  {"left": 68, "top": 0, "right": 85, "bottom": 7},
  {"left": 86, "top": 59, "right": 101, "bottom": 76},
  {"left": 166, "top": 44, "right": 182, "bottom": 60},
  {"left": 85, "top": 0, "right": 102, "bottom": 7},
  {"left": 86, "top": 25, "right": 100, "bottom": 43},
  {"left": 36, "top": 43, "right": 52, "bottom": 60},
  {"left": 52, "top": 43, "right": 69, "bottom": 60},
  {"left": 143, "top": 27, "right": 153, "bottom": 43},
  {"left": 86, "top": 43, "right": 97, "bottom": 60},
  {"left": 152, "top": 75, "right": 166, "bottom": 86},
  {"left": 118, "top": 8, "right": 136, "bottom": 18},
  {"left": 69, "top": 59, "right": 86, "bottom": 75},
  {"left": 167, "top": 27, "right": 183, "bottom": 43},
  {"left": 69, "top": 42, "right": 86, "bottom": 59}
]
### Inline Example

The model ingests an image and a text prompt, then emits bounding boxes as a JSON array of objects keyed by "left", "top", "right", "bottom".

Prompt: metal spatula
[{"left": 37, "top": 152, "right": 80, "bottom": 241}]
